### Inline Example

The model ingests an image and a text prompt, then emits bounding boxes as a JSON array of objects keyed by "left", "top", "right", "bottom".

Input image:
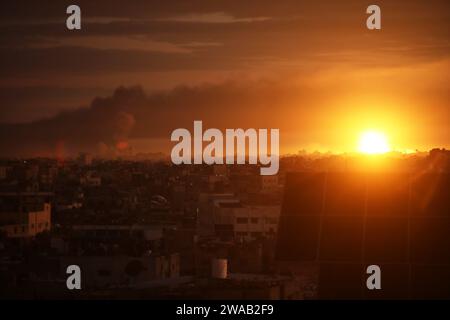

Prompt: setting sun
[{"left": 358, "top": 131, "right": 391, "bottom": 154}]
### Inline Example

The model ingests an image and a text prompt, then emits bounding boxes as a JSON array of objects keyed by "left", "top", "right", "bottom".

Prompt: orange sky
[{"left": 0, "top": 0, "right": 448, "bottom": 156}]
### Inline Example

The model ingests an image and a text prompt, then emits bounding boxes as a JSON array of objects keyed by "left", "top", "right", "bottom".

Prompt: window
[
  {"left": 250, "top": 232, "right": 262, "bottom": 238},
  {"left": 266, "top": 218, "right": 278, "bottom": 224},
  {"left": 236, "top": 217, "right": 248, "bottom": 224},
  {"left": 250, "top": 218, "right": 259, "bottom": 224}
]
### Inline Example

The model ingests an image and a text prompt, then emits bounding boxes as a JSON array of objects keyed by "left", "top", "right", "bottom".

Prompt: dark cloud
[
  {"left": 0, "top": 82, "right": 312, "bottom": 157},
  {"left": 2, "top": 0, "right": 448, "bottom": 20},
  {"left": 0, "top": 46, "right": 240, "bottom": 78},
  {"left": 0, "top": 86, "right": 143, "bottom": 157},
  {"left": 1, "top": 0, "right": 448, "bottom": 81},
  {"left": 0, "top": 86, "right": 110, "bottom": 123}
]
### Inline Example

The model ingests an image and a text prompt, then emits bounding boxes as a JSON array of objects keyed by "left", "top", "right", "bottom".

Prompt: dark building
[{"left": 276, "top": 171, "right": 450, "bottom": 299}]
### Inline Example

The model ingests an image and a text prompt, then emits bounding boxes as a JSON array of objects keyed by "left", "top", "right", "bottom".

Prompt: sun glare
[{"left": 358, "top": 131, "right": 391, "bottom": 154}]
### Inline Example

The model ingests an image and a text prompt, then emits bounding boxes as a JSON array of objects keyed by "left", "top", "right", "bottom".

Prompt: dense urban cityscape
[{"left": 1, "top": 149, "right": 448, "bottom": 299}]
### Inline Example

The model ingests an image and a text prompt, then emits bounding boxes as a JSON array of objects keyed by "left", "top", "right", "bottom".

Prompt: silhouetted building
[
  {"left": 276, "top": 171, "right": 450, "bottom": 299},
  {"left": 0, "top": 193, "right": 51, "bottom": 238}
]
